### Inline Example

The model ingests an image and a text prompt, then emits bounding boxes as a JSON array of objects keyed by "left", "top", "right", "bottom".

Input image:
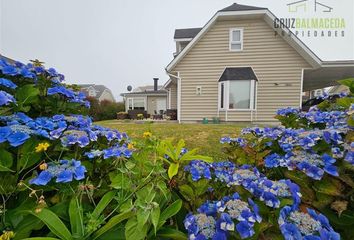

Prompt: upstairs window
[{"left": 229, "top": 28, "right": 243, "bottom": 51}]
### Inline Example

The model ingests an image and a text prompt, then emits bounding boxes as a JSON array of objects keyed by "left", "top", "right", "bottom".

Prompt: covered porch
[{"left": 303, "top": 61, "right": 354, "bottom": 91}]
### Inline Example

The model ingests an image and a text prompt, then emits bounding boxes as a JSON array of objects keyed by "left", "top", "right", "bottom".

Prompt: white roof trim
[
  {"left": 174, "top": 38, "right": 193, "bottom": 42},
  {"left": 166, "top": 9, "right": 352, "bottom": 72},
  {"left": 163, "top": 79, "right": 172, "bottom": 89}
]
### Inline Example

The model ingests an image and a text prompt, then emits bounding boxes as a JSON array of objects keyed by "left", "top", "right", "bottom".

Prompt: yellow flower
[
  {"left": 39, "top": 163, "right": 48, "bottom": 170},
  {"left": 0, "top": 231, "right": 15, "bottom": 240},
  {"left": 143, "top": 131, "right": 152, "bottom": 138},
  {"left": 35, "top": 142, "right": 50, "bottom": 153},
  {"left": 127, "top": 143, "right": 134, "bottom": 150}
]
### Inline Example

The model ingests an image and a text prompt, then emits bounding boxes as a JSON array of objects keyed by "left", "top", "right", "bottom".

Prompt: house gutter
[{"left": 166, "top": 70, "right": 181, "bottom": 123}]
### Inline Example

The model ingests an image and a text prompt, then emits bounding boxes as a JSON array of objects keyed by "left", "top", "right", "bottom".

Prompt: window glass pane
[
  {"left": 133, "top": 98, "right": 145, "bottom": 110},
  {"left": 229, "top": 81, "right": 250, "bottom": 109},
  {"left": 231, "top": 43, "right": 242, "bottom": 50},
  {"left": 232, "top": 30, "right": 241, "bottom": 41}
]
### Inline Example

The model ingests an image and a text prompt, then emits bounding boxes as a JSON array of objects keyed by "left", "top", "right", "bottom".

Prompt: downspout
[
  {"left": 300, "top": 69, "right": 305, "bottom": 108},
  {"left": 166, "top": 70, "right": 181, "bottom": 123}
]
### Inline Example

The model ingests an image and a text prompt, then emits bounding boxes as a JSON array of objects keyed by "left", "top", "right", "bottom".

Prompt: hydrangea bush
[{"left": 0, "top": 58, "right": 185, "bottom": 240}]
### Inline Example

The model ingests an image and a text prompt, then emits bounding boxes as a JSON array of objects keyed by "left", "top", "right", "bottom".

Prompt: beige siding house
[
  {"left": 121, "top": 78, "right": 168, "bottom": 115},
  {"left": 165, "top": 3, "right": 354, "bottom": 123},
  {"left": 79, "top": 84, "right": 116, "bottom": 102}
]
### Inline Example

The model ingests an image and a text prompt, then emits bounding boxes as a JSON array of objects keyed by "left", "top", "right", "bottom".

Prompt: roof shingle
[
  {"left": 174, "top": 28, "right": 202, "bottom": 39},
  {"left": 219, "top": 67, "right": 258, "bottom": 82},
  {"left": 219, "top": 3, "right": 267, "bottom": 12}
]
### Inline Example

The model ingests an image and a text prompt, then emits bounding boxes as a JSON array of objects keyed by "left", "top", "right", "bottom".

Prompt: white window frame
[
  {"left": 229, "top": 28, "right": 243, "bottom": 52},
  {"left": 218, "top": 80, "right": 256, "bottom": 111},
  {"left": 127, "top": 97, "right": 146, "bottom": 110}
]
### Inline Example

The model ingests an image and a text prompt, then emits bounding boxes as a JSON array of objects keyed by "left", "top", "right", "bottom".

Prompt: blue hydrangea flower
[
  {"left": 0, "top": 90, "right": 16, "bottom": 106},
  {"left": 103, "top": 146, "right": 132, "bottom": 159},
  {"left": 7, "top": 131, "right": 30, "bottom": 147},
  {"left": 344, "top": 151, "right": 354, "bottom": 165},
  {"left": 193, "top": 193, "right": 262, "bottom": 239},
  {"left": 1, "top": 65, "right": 18, "bottom": 76},
  {"left": 184, "top": 160, "right": 212, "bottom": 181},
  {"left": 0, "top": 78, "right": 17, "bottom": 89},
  {"left": 30, "top": 159, "right": 86, "bottom": 185},
  {"left": 184, "top": 213, "right": 217, "bottom": 239},
  {"left": 277, "top": 107, "right": 300, "bottom": 116},
  {"left": 278, "top": 206, "right": 340, "bottom": 240},
  {"left": 0, "top": 126, "right": 11, "bottom": 143}
]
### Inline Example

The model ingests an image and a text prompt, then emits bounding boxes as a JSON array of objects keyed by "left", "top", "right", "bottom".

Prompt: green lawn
[{"left": 96, "top": 120, "right": 247, "bottom": 160}]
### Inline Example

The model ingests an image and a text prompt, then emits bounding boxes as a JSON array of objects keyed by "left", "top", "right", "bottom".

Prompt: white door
[{"left": 156, "top": 98, "right": 166, "bottom": 112}]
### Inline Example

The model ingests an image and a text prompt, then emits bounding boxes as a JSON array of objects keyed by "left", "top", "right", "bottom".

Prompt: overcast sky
[{"left": 0, "top": 0, "right": 353, "bottom": 100}]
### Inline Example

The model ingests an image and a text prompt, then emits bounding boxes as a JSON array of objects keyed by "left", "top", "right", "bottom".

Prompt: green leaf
[
  {"left": 180, "top": 153, "right": 213, "bottom": 163},
  {"left": 156, "top": 181, "right": 169, "bottom": 199},
  {"left": 17, "top": 139, "right": 41, "bottom": 171},
  {"left": 0, "top": 148, "right": 13, "bottom": 168},
  {"left": 15, "top": 84, "right": 40, "bottom": 103},
  {"left": 313, "top": 178, "right": 343, "bottom": 196},
  {"left": 150, "top": 206, "right": 160, "bottom": 234},
  {"left": 136, "top": 184, "right": 155, "bottom": 203},
  {"left": 0, "top": 164, "right": 14, "bottom": 172},
  {"left": 158, "top": 200, "right": 182, "bottom": 229},
  {"left": 168, "top": 163, "right": 179, "bottom": 179},
  {"left": 156, "top": 227, "right": 187, "bottom": 240},
  {"left": 120, "top": 199, "right": 133, "bottom": 213},
  {"left": 92, "top": 211, "right": 134, "bottom": 240},
  {"left": 191, "top": 179, "right": 210, "bottom": 196},
  {"left": 29, "top": 209, "right": 73, "bottom": 240},
  {"left": 125, "top": 217, "right": 148, "bottom": 240},
  {"left": 69, "top": 196, "right": 84, "bottom": 238},
  {"left": 179, "top": 185, "right": 194, "bottom": 201},
  {"left": 137, "top": 208, "right": 150, "bottom": 230},
  {"left": 13, "top": 215, "right": 44, "bottom": 240},
  {"left": 110, "top": 173, "right": 132, "bottom": 190},
  {"left": 14, "top": 84, "right": 40, "bottom": 112},
  {"left": 91, "top": 191, "right": 116, "bottom": 219}
]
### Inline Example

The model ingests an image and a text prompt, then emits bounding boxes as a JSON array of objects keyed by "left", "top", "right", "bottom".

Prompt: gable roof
[
  {"left": 174, "top": 28, "right": 202, "bottom": 39},
  {"left": 219, "top": 67, "right": 258, "bottom": 82},
  {"left": 166, "top": 3, "right": 348, "bottom": 72},
  {"left": 78, "top": 84, "right": 113, "bottom": 98},
  {"left": 218, "top": 3, "right": 267, "bottom": 12}
]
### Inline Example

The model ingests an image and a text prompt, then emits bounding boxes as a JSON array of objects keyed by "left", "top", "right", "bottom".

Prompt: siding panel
[{"left": 172, "top": 19, "right": 311, "bottom": 122}]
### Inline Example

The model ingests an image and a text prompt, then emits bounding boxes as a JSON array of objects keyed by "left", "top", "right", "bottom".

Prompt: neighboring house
[
  {"left": 78, "top": 84, "right": 116, "bottom": 102},
  {"left": 165, "top": 3, "right": 354, "bottom": 123},
  {"left": 328, "top": 85, "right": 349, "bottom": 95},
  {"left": 121, "top": 78, "right": 168, "bottom": 115}
]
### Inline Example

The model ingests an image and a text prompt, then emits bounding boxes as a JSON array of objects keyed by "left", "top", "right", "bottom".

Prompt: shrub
[
  {"left": 87, "top": 97, "right": 125, "bottom": 121},
  {"left": 0, "top": 58, "right": 185, "bottom": 240}
]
